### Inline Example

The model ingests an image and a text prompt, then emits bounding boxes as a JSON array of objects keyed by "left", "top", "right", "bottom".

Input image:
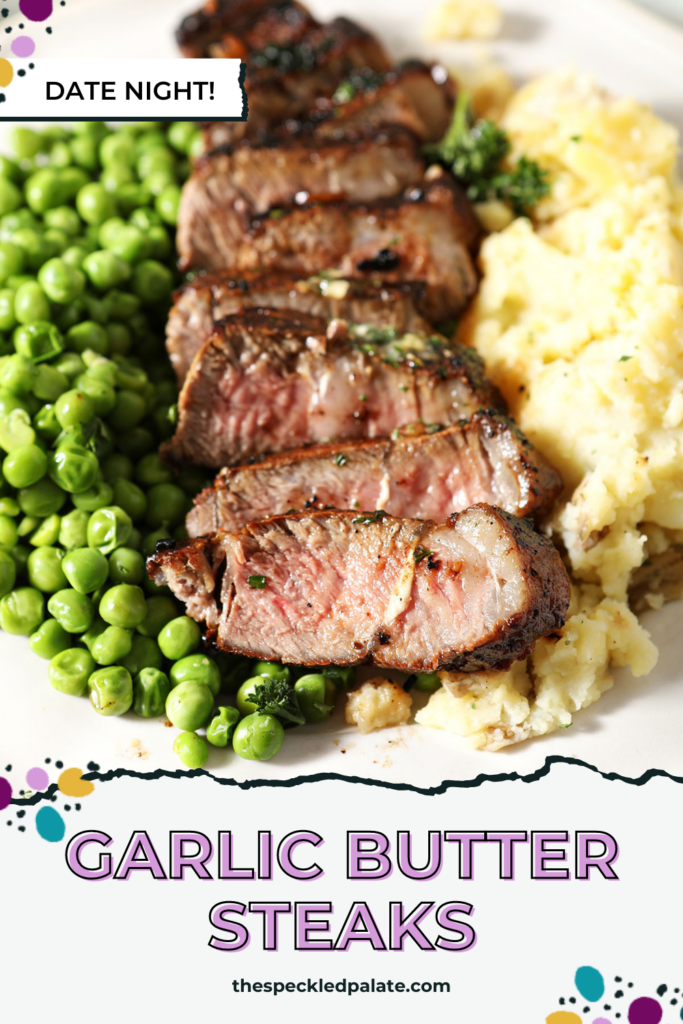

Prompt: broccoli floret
[
  {"left": 428, "top": 90, "right": 549, "bottom": 217},
  {"left": 244, "top": 677, "right": 306, "bottom": 727}
]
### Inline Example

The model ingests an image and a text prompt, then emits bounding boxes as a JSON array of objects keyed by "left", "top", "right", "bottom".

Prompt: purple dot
[
  {"left": 18, "top": 0, "right": 52, "bottom": 21},
  {"left": 628, "top": 998, "right": 663, "bottom": 1024},
  {"left": 11, "top": 35, "right": 35, "bottom": 56},
  {"left": 593, "top": 1019, "right": 612, "bottom": 1024},
  {"left": 26, "top": 767, "right": 49, "bottom": 790},
  {"left": 0, "top": 776, "right": 11, "bottom": 810}
]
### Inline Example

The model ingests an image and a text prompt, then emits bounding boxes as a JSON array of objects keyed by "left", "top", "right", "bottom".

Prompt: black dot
[
  {"left": 627, "top": 983, "right": 633, "bottom": 989},
  {"left": 55, "top": 761, "right": 63, "bottom": 769},
  {"left": 17, "top": 810, "right": 24, "bottom": 818},
  {"left": 28, "top": 62, "right": 34, "bottom": 68},
  {"left": 46, "top": 26, "right": 52, "bottom": 33},
  {"left": 45, "top": 758, "right": 51, "bottom": 764},
  {"left": 87, "top": 762, "right": 99, "bottom": 771},
  {"left": 672, "top": 1000, "right": 678, "bottom": 1006},
  {"left": 583, "top": 1009, "right": 590, "bottom": 1014},
  {"left": 18, "top": 826, "right": 25, "bottom": 832},
  {"left": 18, "top": 22, "right": 23, "bottom": 28},
  {"left": 64, "top": 804, "right": 71, "bottom": 811},
  {"left": 604, "top": 1006, "right": 611, "bottom": 1011},
  {"left": 616, "top": 1015, "right": 621, "bottom": 1020},
  {"left": 676, "top": 989, "right": 680, "bottom": 994},
  {"left": 19, "top": 790, "right": 24, "bottom": 796},
  {"left": 4, "top": 26, "right": 11, "bottom": 32},
  {"left": 61, "top": 1, "right": 66, "bottom": 5},
  {"left": 0, "top": 9, "right": 7, "bottom": 16},
  {"left": 615, "top": 977, "right": 622, "bottom": 983},
  {"left": 17, "top": 69, "right": 25, "bottom": 76},
  {"left": 569, "top": 998, "right": 576, "bottom": 1004},
  {"left": 658, "top": 986, "right": 668, "bottom": 997},
  {"left": 0, "top": 94, "right": 6, "bottom": 103},
  {"left": 50, "top": 795, "right": 57, "bottom": 802},
  {"left": 4, "top": 765, "right": 10, "bottom": 771},
  {"left": 6, "top": 820, "right": 11, "bottom": 825},
  {"left": 559, "top": 999, "right": 565, "bottom": 1006},
  {"left": 75, "top": 803, "right": 81, "bottom": 811},
  {"left": 615, "top": 991, "right": 624, "bottom": 999}
]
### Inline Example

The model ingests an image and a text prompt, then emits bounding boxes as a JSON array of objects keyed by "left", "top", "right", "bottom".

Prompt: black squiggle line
[{"left": 8, "top": 755, "right": 683, "bottom": 808}]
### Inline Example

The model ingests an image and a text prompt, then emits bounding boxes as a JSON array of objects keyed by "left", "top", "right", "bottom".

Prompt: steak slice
[
  {"left": 148, "top": 505, "right": 571, "bottom": 673},
  {"left": 176, "top": 127, "right": 427, "bottom": 282},
  {"left": 204, "top": 60, "right": 455, "bottom": 149},
  {"left": 177, "top": 0, "right": 316, "bottom": 60},
  {"left": 167, "top": 272, "right": 430, "bottom": 382},
  {"left": 177, "top": 172, "right": 480, "bottom": 323},
  {"left": 186, "top": 411, "right": 563, "bottom": 536},
  {"left": 162, "top": 310, "right": 501, "bottom": 469}
]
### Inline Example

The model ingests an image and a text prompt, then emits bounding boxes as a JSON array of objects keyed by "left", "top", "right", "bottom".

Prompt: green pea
[
  {"left": 29, "top": 617, "right": 71, "bottom": 659},
  {"left": 0, "top": 408, "right": 34, "bottom": 451},
  {"left": 170, "top": 653, "right": 221, "bottom": 698},
  {"left": 76, "top": 183, "right": 116, "bottom": 226},
  {"left": 98, "top": 217, "right": 126, "bottom": 249},
  {"left": 47, "top": 587, "right": 94, "bottom": 633},
  {"left": 116, "top": 182, "right": 151, "bottom": 215},
  {"left": 106, "top": 322, "right": 131, "bottom": 356},
  {"left": 38, "top": 258, "right": 85, "bottom": 305},
  {"left": 0, "top": 288, "right": 17, "bottom": 331},
  {"left": 166, "top": 680, "right": 214, "bottom": 731},
  {"left": 136, "top": 594, "right": 177, "bottom": 638},
  {"left": 134, "top": 452, "right": 172, "bottom": 487},
  {"left": 61, "top": 245, "right": 89, "bottom": 270},
  {"left": 13, "top": 321, "right": 64, "bottom": 362},
  {"left": 82, "top": 250, "right": 130, "bottom": 291},
  {"left": 0, "top": 497, "right": 19, "bottom": 517},
  {"left": 10, "top": 127, "right": 42, "bottom": 160},
  {"left": 294, "top": 673, "right": 336, "bottom": 722},
  {"left": 412, "top": 671, "right": 442, "bottom": 692},
  {"left": 82, "top": 293, "right": 110, "bottom": 324},
  {"left": 100, "top": 133, "right": 136, "bottom": 167},
  {"left": 32, "top": 365, "right": 69, "bottom": 403},
  {"left": 70, "top": 135, "right": 99, "bottom": 172},
  {"left": 61, "top": 547, "right": 109, "bottom": 594},
  {"left": 91, "top": 624, "right": 133, "bottom": 666},
  {"left": 145, "top": 227, "right": 170, "bottom": 261},
  {"left": 102, "top": 452, "right": 133, "bottom": 482},
  {"left": 88, "top": 665, "right": 133, "bottom": 716},
  {"left": 0, "top": 549, "right": 16, "bottom": 598},
  {"left": 25, "top": 169, "right": 68, "bottom": 214},
  {"left": 99, "top": 583, "right": 146, "bottom": 629},
  {"left": 18, "top": 477, "right": 66, "bottom": 517},
  {"left": 48, "top": 445, "right": 99, "bottom": 494},
  {"left": 236, "top": 676, "right": 270, "bottom": 717},
  {"left": 44, "top": 206, "right": 81, "bottom": 237},
  {"left": 155, "top": 185, "right": 181, "bottom": 225},
  {"left": 254, "top": 661, "right": 291, "bottom": 683},
  {"left": 0, "top": 586, "right": 44, "bottom": 634},
  {"left": 108, "top": 546, "right": 145, "bottom": 586},
  {"left": 29, "top": 513, "right": 61, "bottom": 547},
  {"left": 115, "top": 426, "right": 154, "bottom": 460},
  {"left": 103, "top": 289, "right": 140, "bottom": 321},
  {"left": 0, "top": 242, "right": 24, "bottom": 283},
  {"left": 86, "top": 505, "right": 132, "bottom": 553},
  {"left": 33, "top": 403, "right": 60, "bottom": 441},
  {"left": 72, "top": 479, "right": 114, "bottom": 512},
  {"left": 0, "top": 513, "right": 17, "bottom": 548},
  {"left": 107, "top": 225, "right": 149, "bottom": 263},
  {"left": 107, "top": 389, "right": 146, "bottom": 432},
  {"left": 144, "top": 483, "right": 186, "bottom": 529},
  {"left": 206, "top": 705, "right": 240, "bottom": 747},
  {"left": 119, "top": 634, "right": 163, "bottom": 677},
  {"left": 49, "top": 647, "right": 95, "bottom": 696},
  {"left": 58, "top": 508, "right": 89, "bottom": 549},
  {"left": 100, "top": 164, "right": 134, "bottom": 195},
  {"left": 158, "top": 615, "right": 201, "bottom": 660},
  {"left": 111, "top": 477, "right": 147, "bottom": 521},
  {"left": 232, "top": 713, "right": 284, "bottom": 762},
  {"left": 168, "top": 122, "right": 196, "bottom": 154},
  {"left": 12, "top": 229, "right": 46, "bottom": 272},
  {"left": 10, "top": 543, "right": 29, "bottom": 575},
  {"left": 0, "top": 353, "right": 36, "bottom": 393},
  {"left": 133, "top": 666, "right": 171, "bottom": 718},
  {"left": 54, "top": 352, "right": 86, "bottom": 380},
  {"left": 14, "top": 282, "right": 50, "bottom": 324},
  {"left": 43, "top": 228, "right": 69, "bottom": 259},
  {"left": 173, "top": 731, "right": 209, "bottom": 770},
  {"left": 61, "top": 168, "right": 90, "bottom": 201},
  {"left": 3, "top": 444, "right": 47, "bottom": 488},
  {"left": 0, "top": 177, "right": 21, "bottom": 218},
  {"left": 27, "top": 546, "right": 67, "bottom": 592},
  {"left": 54, "top": 388, "right": 94, "bottom": 429},
  {"left": 73, "top": 373, "right": 116, "bottom": 417},
  {"left": 132, "top": 259, "right": 173, "bottom": 304}
]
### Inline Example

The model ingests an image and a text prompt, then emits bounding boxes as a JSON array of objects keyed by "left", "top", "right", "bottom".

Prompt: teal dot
[
  {"left": 575, "top": 966, "right": 605, "bottom": 1002},
  {"left": 35, "top": 805, "right": 65, "bottom": 842}
]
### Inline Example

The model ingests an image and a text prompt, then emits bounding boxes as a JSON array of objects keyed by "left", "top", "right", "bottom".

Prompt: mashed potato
[
  {"left": 426, "top": 0, "right": 502, "bottom": 41},
  {"left": 419, "top": 68, "right": 672, "bottom": 749}
]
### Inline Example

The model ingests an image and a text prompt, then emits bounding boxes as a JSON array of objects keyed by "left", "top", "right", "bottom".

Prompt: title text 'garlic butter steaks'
[
  {"left": 187, "top": 412, "right": 563, "bottom": 536},
  {"left": 148, "top": 506, "right": 571, "bottom": 674},
  {"left": 162, "top": 311, "right": 501, "bottom": 470},
  {"left": 177, "top": 173, "right": 480, "bottom": 323},
  {"left": 167, "top": 273, "right": 430, "bottom": 383}
]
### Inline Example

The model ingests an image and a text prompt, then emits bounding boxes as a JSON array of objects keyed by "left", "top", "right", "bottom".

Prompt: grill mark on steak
[
  {"left": 148, "top": 505, "right": 571, "bottom": 673},
  {"left": 162, "top": 309, "right": 502, "bottom": 470},
  {"left": 177, "top": 172, "right": 480, "bottom": 323},
  {"left": 167, "top": 272, "right": 430, "bottom": 382},
  {"left": 186, "top": 410, "right": 563, "bottom": 536}
]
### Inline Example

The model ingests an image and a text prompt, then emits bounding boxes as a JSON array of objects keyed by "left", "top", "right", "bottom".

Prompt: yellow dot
[
  {"left": 546, "top": 1014, "right": 582, "bottom": 1024},
  {"left": 0, "top": 59, "right": 14, "bottom": 88}
]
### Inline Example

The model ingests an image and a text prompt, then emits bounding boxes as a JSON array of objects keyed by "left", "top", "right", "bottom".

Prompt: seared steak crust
[
  {"left": 167, "top": 272, "right": 430, "bottom": 382},
  {"left": 163, "top": 310, "right": 501, "bottom": 469},
  {"left": 148, "top": 505, "right": 571, "bottom": 673},
  {"left": 177, "top": 173, "right": 480, "bottom": 322},
  {"left": 186, "top": 411, "right": 563, "bottom": 536},
  {"left": 177, "top": 0, "right": 315, "bottom": 59}
]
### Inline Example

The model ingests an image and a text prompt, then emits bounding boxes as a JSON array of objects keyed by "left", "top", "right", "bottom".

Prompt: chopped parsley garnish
[
  {"left": 427, "top": 91, "right": 550, "bottom": 216},
  {"left": 332, "top": 67, "right": 386, "bottom": 105},
  {"left": 269, "top": 208, "right": 284, "bottom": 219},
  {"left": 570, "top": 134, "right": 582, "bottom": 141},
  {"left": 352, "top": 509, "right": 388, "bottom": 525},
  {"left": 619, "top": 355, "right": 632, "bottom": 362},
  {"left": 414, "top": 546, "right": 434, "bottom": 563},
  {"left": 335, "top": 453, "right": 348, "bottom": 467},
  {"left": 244, "top": 678, "right": 306, "bottom": 727},
  {"left": 247, "top": 575, "right": 267, "bottom": 589},
  {"left": 359, "top": 393, "right": 367, "bottom": 402}
]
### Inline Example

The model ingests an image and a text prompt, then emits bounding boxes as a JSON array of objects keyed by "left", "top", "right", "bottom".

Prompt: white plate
[{"left": 1, "top": 0, "right": 682, "bottom": 787}]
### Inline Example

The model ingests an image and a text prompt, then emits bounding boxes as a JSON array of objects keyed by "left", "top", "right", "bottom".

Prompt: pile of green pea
[{"left": 0, "top": 119, "right": 367, "bottom": 770}]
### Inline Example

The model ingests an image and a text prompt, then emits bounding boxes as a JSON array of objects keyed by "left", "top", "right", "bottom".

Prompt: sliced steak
[
  {"left": 186, "top": 411, "right": 563, "bottom": 536},
  {"left": 162, "top": 310, "right": 500, "bottom": 470},
  {"left": 177, "top": 173, "right": 480, "bottom": 323},
  {"left": 176, "top": 127, "right": 427, "bottom": 282},
  {"left": 177, "top": 0, "right": 316, "bottom": 60},
  {"left": 167, "top": 272, "right": 430, "bottom": 382},
  {"left": 204, "top": 60, "right": 455, "bottom": 148},
  {"left": 148, "top": 505, "right": 571, "bottom": 673}
]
